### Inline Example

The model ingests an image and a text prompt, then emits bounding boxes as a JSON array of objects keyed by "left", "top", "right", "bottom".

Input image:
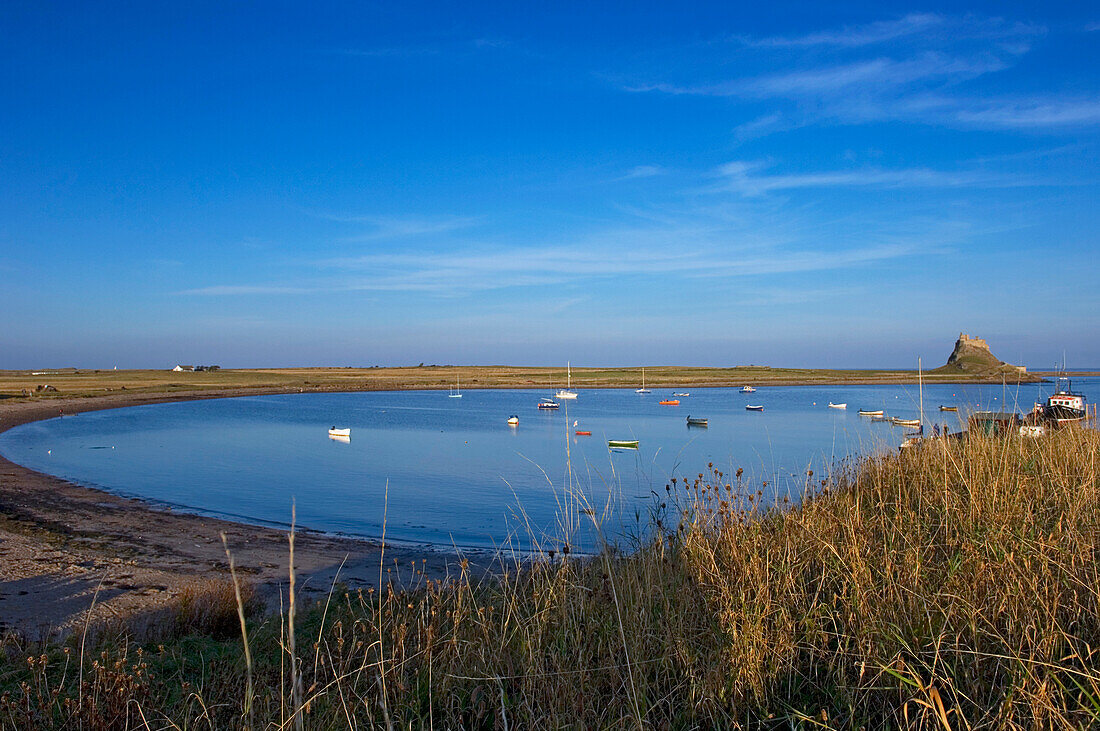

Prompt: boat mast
[{"left": 918, "top": 357, "right": 924, "bottom": 428}]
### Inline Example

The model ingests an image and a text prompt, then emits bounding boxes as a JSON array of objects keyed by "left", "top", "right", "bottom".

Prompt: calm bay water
[{"left": 2, "top": 379, "right": 1096, "bottom": 552}]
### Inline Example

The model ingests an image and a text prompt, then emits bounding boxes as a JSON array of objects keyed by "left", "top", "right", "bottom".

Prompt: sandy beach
[{"left": 0, "top": 389, "right": 488, "bottom": 641}]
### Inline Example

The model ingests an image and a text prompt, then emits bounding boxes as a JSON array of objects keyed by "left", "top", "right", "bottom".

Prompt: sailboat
[
  {"left": 556, "top": 362, "right": 578, "bottom": 400},
  {"left": 635, "top": 367, "right": 650, "bottom": 394},
  {"left": 449, "top": 375, "right": 462, "bottom": 398}
]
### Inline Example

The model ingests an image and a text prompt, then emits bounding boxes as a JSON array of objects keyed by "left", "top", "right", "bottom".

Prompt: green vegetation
[
  {"left": 0, "top": 362, "right": 1040, "bottom": 402},
  {"left": 2, "top": 427, "right": 1098, "bottom": 727}
]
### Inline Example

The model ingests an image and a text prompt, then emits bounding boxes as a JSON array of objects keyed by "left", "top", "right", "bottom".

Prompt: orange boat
[
  {"left": 575, "top": 430, "right": 591, "bottom": 436},
  {"left": 658, "top": 399, "right": 680, "bottom": 405}
]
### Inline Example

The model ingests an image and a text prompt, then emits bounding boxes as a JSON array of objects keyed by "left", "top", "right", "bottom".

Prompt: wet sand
[{"left": 0, "top": 390, "right": 492, "bottom": 641}]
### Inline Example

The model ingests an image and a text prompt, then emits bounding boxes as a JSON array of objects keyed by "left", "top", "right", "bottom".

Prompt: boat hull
[{"left": 608, "top": 440, "right": 639, "bottom": 449}]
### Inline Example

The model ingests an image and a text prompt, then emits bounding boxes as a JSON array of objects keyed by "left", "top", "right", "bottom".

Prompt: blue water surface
[{"left": 1, "top": 380, "right": 1095, "bottom": 552}]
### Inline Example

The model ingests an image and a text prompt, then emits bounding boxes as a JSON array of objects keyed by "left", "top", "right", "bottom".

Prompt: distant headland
[{"left": 0, "top": 333, "right": 1046, "bottom": 402}]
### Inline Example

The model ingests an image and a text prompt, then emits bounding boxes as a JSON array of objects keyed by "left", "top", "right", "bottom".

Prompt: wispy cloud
[
  {"left": 953, "top": 98, "right": 1100, "bottom": 128},
  {"left": 742, "top": 13, "right": 1042, "bottom": 49},
  {"left": 309, "top": 213, "right": 480, "bottom": 241},
  {"left": 617, "top": 13, "right": 1085, "bottom": 132},
  {"left": 615, "top": 165, "right": 665, "bottom": 180},
  {"left": 745, "top": 13, "right": 945, "bottom": 48},
  {"left": 713, "top": 160, "right": 1040, "bottom": 196},
  {"left": 626, "top": 53, "right": 1012, "bottom": 100},
  {"left": 178, "top": 232, "right": 927, "bottom": 297},
  {"left": 178, "top": 285, "right": 315, "bottom": 296}
]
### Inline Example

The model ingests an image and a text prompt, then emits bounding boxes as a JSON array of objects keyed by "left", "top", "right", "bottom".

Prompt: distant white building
[{"left": 172, "top": 364, "right": 195, "bottom": 372}]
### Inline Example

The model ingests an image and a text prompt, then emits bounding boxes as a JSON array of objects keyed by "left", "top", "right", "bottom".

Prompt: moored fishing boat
[
  {"left": 673, "top": 392, "right": 690, "bottom": 397},
  {"left": 858, "top": 409, "right": 884, "bottom": 416},
  {"left": 537, "top": 398, "right": 559, "bottom": 410},
  {"left": 827, "top": 402, "right": 847, "bottom": 409},
  {"left": 575, "top": 430, "right": 591, "bottom": 436},
  {"left": 328, "top": 427, "right": 351, "bottom": 437},
  {"left": 740, "top": 386, "right": 756, "bottom": 393},
  {"left": 1043, "top": 377, "right": 1088, "bottom": 424},
  {"left": 658, "top": 399, "right": 680, "bottom": 405},
  {"left": 507, "top": 415, "right": 519, "bottom": 425},
  {"left": 891, "top": 417, "right": 922, "bottom": 428},
  {"left": 635, "top": 368, "right": 650, "bottom": 394},
  {"left": 939, "top": 405, "right": 958, "bottom": 412},
  {"left": 745, "top": 404, "right": 764, "bottom": 411},
  {"left": 686, "top": 416, "right": 708, "bottom": 427}
]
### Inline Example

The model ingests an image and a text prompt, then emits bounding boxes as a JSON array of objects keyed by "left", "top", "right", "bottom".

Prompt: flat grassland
[{"left": 0, "top": 362, "right": 1045, "bottom": 401}]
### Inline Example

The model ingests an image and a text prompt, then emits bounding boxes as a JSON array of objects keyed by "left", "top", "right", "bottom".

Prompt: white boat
[
  {"left": 537, "top": 398, "right": 559, "bottom": 410},
  {"left": 635, "top": 367, "right": 650, "bottom": 393},
  {"left": 858, "top": 409, "right": 884, "bottom": 416},
  {"left": 891, "top": 417, "right": 922, "bottom": 428},
  {"left": 556, "top": 362, "right": 578, "bottom": 400},
  {"left": 507, "top": 415, "right": 519, "bottom": 426},
  {"left": 328, "top": 427, "right": 351, "bottom": 437},
  {"left": 673, "top": 392, "right": 690, "bottom": 397},
  {"left": 827, "top": 402, "right": 847, "bottom": 409},
  {"left": 740, "top": 386, "right": 756, "bottom": 393},
  {"left": 449, "top": 376, "right": 462, "bottom": 398}
]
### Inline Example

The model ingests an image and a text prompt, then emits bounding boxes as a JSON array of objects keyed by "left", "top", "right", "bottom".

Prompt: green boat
[{"left": 608, "top": 439, "right": 639, "bottom": 449}]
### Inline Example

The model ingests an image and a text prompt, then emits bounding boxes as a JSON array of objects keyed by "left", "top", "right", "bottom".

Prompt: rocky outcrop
[{"left": 940, "top": 333, "right": 1026, "bottom": 375}]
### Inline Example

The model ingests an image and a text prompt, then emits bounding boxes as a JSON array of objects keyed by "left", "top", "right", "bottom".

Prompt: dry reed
[{"left": 2, "top": 426, "right": 1098, "bottom": 728}]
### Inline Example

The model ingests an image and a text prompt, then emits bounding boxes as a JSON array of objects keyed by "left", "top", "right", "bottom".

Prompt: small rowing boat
[
  {"left": 575, "top": 430, "right": 591, "bottom": 436},
  {"left": 891, "top": 417, "right": 922, "bottom": 428},
  {"left": 740, "top": 386, "right": 756, "bottom": 393},
  {"left": 658, "top": 399, "right": 680, "bottom": 405},
  {"left": 673, "top": 392, "right": 690, "bottom": 397},
  {"left": 827, "top": 402, "right": 847, "bottom": 409},
  {"left": 686, "top": 416, "right": 708, "bottom": 427},
  {"left": 608, "top": 439, "right": 639, "bottom": 449},
  {"left": 939, "top": 405, "right": 958, "bottom": 412},
  {"left": 745, "top": 404, "right": 764, "bottom": 411},
  {"left": 507, "top": 415, "right": 519, "bottom": 425},
  {"left": 328, "top": 427, "right": 350, "bottom": 437},
  {"left": 537, "top": 399, "right": 559, "bottom": 410},
  {"left": 858, "top": 409, "right": 884, "bottom": 416}
]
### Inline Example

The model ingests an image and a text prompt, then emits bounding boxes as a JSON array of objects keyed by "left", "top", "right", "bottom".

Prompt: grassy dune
[
  {"left": 0, "top": 362, "right": 1042, "bottom": 401},
  {"left": 2, "top": 427, "right": 1098, "bottom": 727}
]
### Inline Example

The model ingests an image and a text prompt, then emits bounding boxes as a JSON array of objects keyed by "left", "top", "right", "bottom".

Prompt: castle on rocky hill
[{"left": 944, "top": 333, "right": 1026, "bottom": 375}]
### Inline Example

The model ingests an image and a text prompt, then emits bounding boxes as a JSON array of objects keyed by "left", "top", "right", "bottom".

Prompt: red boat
[
  {"left": 575, "top": 430, "right": 591, "bottom": 436},
  {"left": 658, "top": 399, "right": 680, "bottom": 405}
]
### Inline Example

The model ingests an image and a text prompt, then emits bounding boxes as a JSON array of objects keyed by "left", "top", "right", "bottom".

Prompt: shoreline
[
  {"left": 0, "top": 387, "right": 491, "bottom": 641},
  {"left": 0, "top": 373, "right": 1068, "bottom": 638}
]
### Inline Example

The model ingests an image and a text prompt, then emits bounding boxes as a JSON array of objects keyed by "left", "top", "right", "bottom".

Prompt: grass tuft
[{"left": 2, "top": 426, "right": 1098, "bottom": 727}]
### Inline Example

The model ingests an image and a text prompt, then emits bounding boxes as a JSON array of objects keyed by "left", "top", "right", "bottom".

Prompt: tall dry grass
[{"left": 2, "top": 427, "right": 1098, "bottom": 728}]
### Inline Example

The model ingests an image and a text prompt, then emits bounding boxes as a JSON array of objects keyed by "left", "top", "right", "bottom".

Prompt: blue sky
[{"left": 1, "top": 2, "right": 1097, "bottom": 369}]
